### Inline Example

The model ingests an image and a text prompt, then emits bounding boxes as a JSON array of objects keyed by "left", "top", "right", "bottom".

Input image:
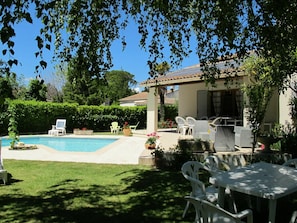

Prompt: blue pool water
[{"left": 1, "top": 137, "right": 118, "bottom": 152}]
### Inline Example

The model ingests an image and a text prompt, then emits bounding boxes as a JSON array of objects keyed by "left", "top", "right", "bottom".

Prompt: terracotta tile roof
[
  {"left": 119, "top": 92, "right": 148, "bottom": 102},
  {"left": 119, "top": 91, "right": 177, "bottom": 105},
  {"left": 140, "top": 59, "right": 244, "bottom": 87}
]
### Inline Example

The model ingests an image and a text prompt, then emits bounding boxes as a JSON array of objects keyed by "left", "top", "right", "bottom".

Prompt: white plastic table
[{"left": 209, "top": 162, "right": 297, "bottom": 223}]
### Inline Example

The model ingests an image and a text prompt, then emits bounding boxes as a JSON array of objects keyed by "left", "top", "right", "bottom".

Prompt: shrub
[{"left": 0, "top": 100, "right": 147, "bottom": 134}]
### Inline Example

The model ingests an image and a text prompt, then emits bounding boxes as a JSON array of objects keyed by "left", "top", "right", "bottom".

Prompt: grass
[
  {"left": 1, "top": 160, "right": 191, "bottom": 223},
  {"left": 1, "top": 160, "right": 296, "bottom": 223}
]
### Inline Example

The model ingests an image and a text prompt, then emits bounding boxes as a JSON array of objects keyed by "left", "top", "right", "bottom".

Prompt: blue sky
[{"left": 4, "top": 18, "right": 200, "bottom": 90}]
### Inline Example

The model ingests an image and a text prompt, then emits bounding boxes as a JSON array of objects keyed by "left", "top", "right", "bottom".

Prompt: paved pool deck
[
  {"left": 1, "top": 129, "right": 180, "bottom": 165},
  {"left": 1, "top": 129, "right": 252, "bottom": 165}
]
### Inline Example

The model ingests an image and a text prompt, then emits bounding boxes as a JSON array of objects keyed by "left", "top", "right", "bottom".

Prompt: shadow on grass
[
  {"left": 0, "top": 168, "right": 195, "bottom": 223},
  {"left": 1, "top": 166, "right": 295, "bottom": 223}
]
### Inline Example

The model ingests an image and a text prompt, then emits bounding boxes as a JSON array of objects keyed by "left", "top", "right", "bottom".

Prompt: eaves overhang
[{"left": 140, "top": 65, "right": 245, "bottom": 88}]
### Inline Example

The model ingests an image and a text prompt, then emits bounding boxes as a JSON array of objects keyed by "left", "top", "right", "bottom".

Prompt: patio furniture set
[
  {"left": 175, "top": 116, "right": 253, "bottom": 152},
  {"left": 181, "top": 156, "right": 297, "bottom": 223}
]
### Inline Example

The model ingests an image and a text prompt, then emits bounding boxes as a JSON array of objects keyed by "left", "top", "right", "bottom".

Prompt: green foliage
[
  {"left": 105, "top": 70, "right": 137, "bottom": 104},
  {"left": 0, "top": 100, "right": 148, "bottom": 134},
  {"left": 155, "top": 62, "right": 171, "bottom": 122},
  {"left": 7, "top": 102, "right": 19, "bottom": 148},
  {"left": 62, "top": 57, "right": 137, "bottom": 106},
  {"left": 2, "top": 1, "right": 297, "bottom": 85},
  {"left": 164, "top": 105, "right": 178, "bottom": 121},
  {"left": 277, "top": 124, "right": 297, "bottom": 158},
  {"left": 26, "top": 78, "right": 47, "bottom": 101},
  {"left": 242, "top": 55, "right": 279, "bottom": 151},
  {"left": 62, "top": 56, "right": 108, "bottom": 105}
]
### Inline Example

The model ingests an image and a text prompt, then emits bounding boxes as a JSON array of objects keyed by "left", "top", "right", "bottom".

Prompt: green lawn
[
  {"left": 1, "top": 160, "right": 191, "bottom": 223},
  {"left": 0, "top": 160, "right": 296, "bottom": 223}
]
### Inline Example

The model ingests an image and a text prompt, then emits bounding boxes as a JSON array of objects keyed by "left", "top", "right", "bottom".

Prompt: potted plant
[
  {"left": 145, "top": 132, "right": 160, "bottom": 149},
  {"left": 122, "top": 121, "right": 132, "bottom": 136}
]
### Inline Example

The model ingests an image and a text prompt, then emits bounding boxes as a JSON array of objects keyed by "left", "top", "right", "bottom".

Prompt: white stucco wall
[
  {"left": 179, "top": 83, "right": 200, "bottom": 118},
  {"left": 279, "top": 88, "right": 293, "bottom": 125},
  {"left": 179, "top": 80, "right": 244, "bottom": 118}
]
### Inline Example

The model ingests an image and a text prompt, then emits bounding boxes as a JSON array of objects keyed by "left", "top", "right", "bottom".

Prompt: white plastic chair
[
  {"left": 48, "top": 119, "right": 66, "bottom": 136},
  {"left": 226, "top": 155, "right": 247, "bottom": 170},
  {"left": 110, "top": 121, "right": 121, "bottom": 134},
  {"left": 185, "top": 196, "right": 253, "bottom": 223},
  {"left": 204, "top": 155, "right": 231, "bottom": 175},
  {"left": 204, "top": 155, "right": 237, "bottom": 213},
  {"left": 186, "top": 116, "right": 196, "bottom": 136},
  {"left": 283, "top": 158, "right": 297, "bottom": 169},
  {"left": 175, "top": 116, "right": 189, "bottom": 135},
  {"left": 181, "top": 161, "right": 218, "bottom": 218},
  {"left": 55, "top": 119, "right": 67, "bottom": 135},
  {"left": 290, "top": 210, "right": 297, "bottom": 223},
  {"left": 130, "top": 121, "right": 139, "bottom": 133},
  {"left": 0, "top": 141, "right": 8, "bottom": 184}
]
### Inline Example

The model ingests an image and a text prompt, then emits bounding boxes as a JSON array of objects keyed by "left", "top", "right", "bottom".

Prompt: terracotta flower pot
[
  {"left": 123, "top": 128, "right": 132, "bottom": 136},
  {"left": 145, "top": 143, "right": 156, "bottom": 149}
]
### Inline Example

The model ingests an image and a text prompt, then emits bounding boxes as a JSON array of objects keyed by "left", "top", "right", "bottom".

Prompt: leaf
[
  {"left": 35, "top": 36, "right": 43, "bottom": 49},
  {"left": 40, "top": 60, "right": 47, "bottom": 69},
  {"left": 7, "top": 59, "right": 18, "bottom": 66},
  {"left": 25, "top": 12, "right": 33, "bottom": 24}
]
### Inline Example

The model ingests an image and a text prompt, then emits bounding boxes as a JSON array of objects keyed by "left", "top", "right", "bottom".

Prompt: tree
[
  {"left": 1, "top": 1, "right": 297, "bottom": 91},
  {"left": 62, "top": 56, "right": 107, "bottom": 105},
  {"left": 242, "top": 50, "right": 297, "bottom": 152},
  {"left": 105, "top": 70, "right": 137, "bottom": 105},
  {"left": 155, "top": 62, "right": 171, "bottom": 122},
  {"left": 46, "top": 83, "right": 63, "bottom": 102},
  {"left": 26, "top": 76, "right": 47, "bottom": 101},
  {"left": 0, "top": 60, "right": 16, "bottom": 104}
]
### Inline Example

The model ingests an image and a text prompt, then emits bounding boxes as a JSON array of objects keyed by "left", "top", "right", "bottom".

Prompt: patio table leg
[
  {"left": 268, "top": 199, "right": 277, "bottom": 223},
  {"left": 217, "top": 187, "right": 226, "bottom": 208}
]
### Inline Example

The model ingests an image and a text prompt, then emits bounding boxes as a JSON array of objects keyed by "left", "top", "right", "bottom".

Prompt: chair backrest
[
  {"left": 200, "top": 199, "right": 253, "bottom": 223},
  {"left": 56, "top": 119, "right": 66, "bottom": 129},
  {"left": 226, "top": 155, "right": 247, "bottom": 169},
  {"left": 204, "top": 156, "right": 223, "bottom": 175},
  {"left": 209, "top": 117, "right": 222, "bottom": 128},
  {"left": 185, "top": 196, "right": 253, "bottom": 223},
  {"left": 181, "top": 161, "right": 207, "bottom": 196},
  {"left": 283, "top": 159, "right": 297, "bottom": 169},
  {"left": 111, "top": 122, "right": 119, "bottom": 128},
  {"left": 186, "top": 116, "right": 196, "bottom": 126},
  {"left": 175, "top": 116, "right": 186, "bottom": 126},
  {"left": 205, "top": 155, "right": 232, "bottom": 174},
  {"left": 131, "top": 121, "right": 139, "bottom": 128}
]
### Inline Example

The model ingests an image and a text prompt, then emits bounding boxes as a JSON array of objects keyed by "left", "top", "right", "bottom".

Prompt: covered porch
[{"left": 140, "top": 63, "right": 293, "bottom": 152}]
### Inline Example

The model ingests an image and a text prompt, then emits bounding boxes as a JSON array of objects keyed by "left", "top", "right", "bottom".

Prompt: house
[
  {"left": 119, "top": 91, "right": 178, "bottom": 106},
  {"left": 140, "top": 60, "right": 295, "bottom": 133}
]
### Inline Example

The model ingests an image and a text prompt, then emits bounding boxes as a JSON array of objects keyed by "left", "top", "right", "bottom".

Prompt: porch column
[{"left": 147, "top": 87, "right": 158, "bottom": 133}]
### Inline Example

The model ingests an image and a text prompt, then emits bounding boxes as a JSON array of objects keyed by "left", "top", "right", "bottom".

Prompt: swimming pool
[{"left": 1, "top": 136, "right": 118, "bottom": 152}]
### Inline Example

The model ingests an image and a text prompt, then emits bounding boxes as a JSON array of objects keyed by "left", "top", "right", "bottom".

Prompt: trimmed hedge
[{"left": 0, "top": 100, "right": 178, "bottom": 135}]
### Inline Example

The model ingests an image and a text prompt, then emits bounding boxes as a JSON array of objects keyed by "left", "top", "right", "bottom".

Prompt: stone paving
[{"left": 1, "top": 129, "right": 252, "bottom": 165}]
